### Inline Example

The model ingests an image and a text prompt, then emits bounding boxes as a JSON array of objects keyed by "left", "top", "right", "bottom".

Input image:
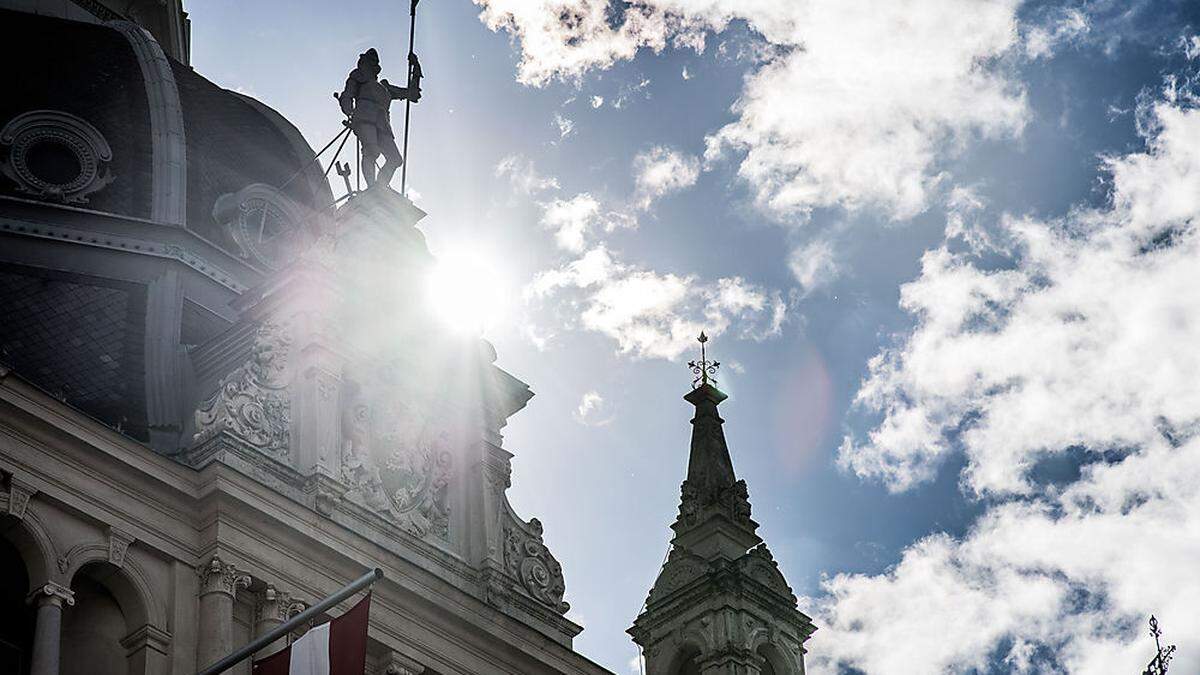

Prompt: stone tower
[{"left": 629, "top": 337, "right": 816, "bottom": 674}]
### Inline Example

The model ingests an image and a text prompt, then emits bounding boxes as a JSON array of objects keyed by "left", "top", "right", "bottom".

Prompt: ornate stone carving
[
  {"left": 108, "top": 527, "right": 135, "bottom": 567},
  {"left": 649, "top": 551, "right": 708, "bottom": 604},
  {"left": 194, "top": 322, "right": 292, "bottom": 457},
  {"left": 257, "top": 585, "right": 306, "bottom": 624},
  {"left": 197, "top": 556, "right": 251, "bottom": 599},
  {"left": 0, "top": 110, "right": 114, "bottom": 204},
  {"left": 502, "top": 518, "right": 569, "bottom": 614},
  {"left": 3, "top": 477, "right": 36, "bottom": 519},
  {"left": 27, "top": 581, "right": 75, "bottom": 607},
  {"left": 214, "top": 183, "right": 310, "bottom": 270},
  {"left": 740, "top": 544, "right": 794, "bottom": 598},
  {"left": 677, "top": 477, "right": 752, "bottom": 530},
  {"left": 340, "top": 395, "right": 452, "bottom": 539}
]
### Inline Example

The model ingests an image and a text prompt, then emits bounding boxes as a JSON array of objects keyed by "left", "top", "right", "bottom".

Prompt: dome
[{"left": 0, "top": 8, "right": 333, "bottom": 267}]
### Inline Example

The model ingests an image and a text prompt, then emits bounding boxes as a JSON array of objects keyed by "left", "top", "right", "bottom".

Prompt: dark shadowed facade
[{"left": 0, "top": 2, "right": 812, "bottom": 674}]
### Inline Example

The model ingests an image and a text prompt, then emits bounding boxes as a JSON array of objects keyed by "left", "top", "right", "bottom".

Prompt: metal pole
[
  {"left": 400, "top": 0, "right": 418, "bottom": 196},
  {"left": 196, "top": 567, "right": 383, "bottom": 675}
]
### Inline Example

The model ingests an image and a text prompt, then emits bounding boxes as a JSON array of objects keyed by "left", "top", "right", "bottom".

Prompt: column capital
[
  {"left": 383, "top": 651, "right": 426, "bottom": 675},
  {"left": 196, "top": 556, "right": 251, "bottom": 599},
  {"left": 27, "top": 581, "right": 74, "bottom": 608},
  {"left": 256, "top": 584, "right": 307, "bottom": 625}
]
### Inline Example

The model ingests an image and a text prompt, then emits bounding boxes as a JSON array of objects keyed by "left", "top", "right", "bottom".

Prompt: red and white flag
[{"left": 252, "top": 594, "right": 371, "bottom": 675}]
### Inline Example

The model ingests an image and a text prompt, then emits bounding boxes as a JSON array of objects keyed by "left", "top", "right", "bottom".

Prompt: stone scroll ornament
[
  {"left": 194, "top": 323, "right": 292, "bottom": 456},
  {"left": 503, "top": 517, "right": 570, "bottom": 614},
  {"left": 340, "top": 397, "right": 452, "bottom": 539}
]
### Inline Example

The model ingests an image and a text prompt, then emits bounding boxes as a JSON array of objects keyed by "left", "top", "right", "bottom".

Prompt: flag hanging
[{"left": 252, "top": 593, "right": 371, "bottom": 675}]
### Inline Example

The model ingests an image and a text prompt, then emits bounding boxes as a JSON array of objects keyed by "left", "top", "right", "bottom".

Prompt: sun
[{"left": 425, "top": 248, "right": 509, "bottom": 335}]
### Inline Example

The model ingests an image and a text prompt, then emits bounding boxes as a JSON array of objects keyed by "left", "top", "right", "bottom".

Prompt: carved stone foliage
[
  {"left": 677, "top": 477, "right": 752, "bottom": 530},
  {"left": 197, "top": 556, "right": 251, "bottom": 599},
  {"left": 194, "top": 322, "right": 292, "bottom": 457},
  {"left": 257, "top": 585, "right": 306, "bottom": 625},
  {"left": 0, "top": 110, "right": 114, "bottom": 204},
  {"left": 340, "top": 390, "right": 452, "bottom": 539},
  {"left": 502, "top": 517, "right": 569, "bottom": 614},
  {"left": 107, "top": 528, "right": 135, "bottom": 568}
]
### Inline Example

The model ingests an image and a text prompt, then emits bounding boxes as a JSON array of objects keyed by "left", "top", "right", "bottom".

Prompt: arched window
[
  {"left": 61, "top": 566, "right": 130, "bottom": 675},
  {"left": 757, "top": 643, "right": 792, "bottom": 675}
]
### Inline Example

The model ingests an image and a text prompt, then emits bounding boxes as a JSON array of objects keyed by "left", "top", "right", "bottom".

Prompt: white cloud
[
  {"left": 540, "top": 193, "right": 602, "bottom": 252},
  {"left": 632, "top": 146, "right": 701, "bottom": 209},
  {"left": 681, "top": 66, "right": 691, "bottom": 80},
  {"left": 1024, "top": 7, "right": 1090, "bottom": 58},
  {"left": 574, "top": 390, "right": 614, "bottom": 426},
  {"left": 538, "top": 194, "right": 638, "bottom": 253},
  {"left": 474, "top": 0, "right": 1030, "bottom": 220},
  {"left": 527, "top": 244, "right": 785, "bottom": 360},
  {"left": 814, "top": 99, "right": 1200, "bottom": 673},
  {"left": 554, "top": 112, "right": 575, "bottom": 139},
  {"left": 590, "top": 95, "right": 605, "bottom": 108},
  {"left": 495, "top": 154, "right": 560, "bottom": 195},
  {"left": 787, "top": 238, "right": 839, "bottom": 295}
]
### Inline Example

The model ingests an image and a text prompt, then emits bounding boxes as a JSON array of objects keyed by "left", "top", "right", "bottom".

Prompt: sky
[{"left": 189, "top": 1, "right": 1200, "bottom": 673}]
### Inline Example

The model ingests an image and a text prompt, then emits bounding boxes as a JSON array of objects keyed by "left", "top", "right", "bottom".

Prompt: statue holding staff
[{"left": 338, "top": 48, "right": 421, "bottom": 189}]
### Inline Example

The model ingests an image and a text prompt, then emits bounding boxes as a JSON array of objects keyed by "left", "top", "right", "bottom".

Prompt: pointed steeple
[
  {"left": 671, "top": 358, "right": 762, "bottom": 560},
  {"left": 629, "top": 334, "right": 816, "bottom": 675}
]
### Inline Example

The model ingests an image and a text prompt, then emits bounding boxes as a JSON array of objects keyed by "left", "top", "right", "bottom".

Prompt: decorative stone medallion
[
  {"left": 0, "top": 110, "right": 114, "bottom": 204},
  {"left": 194, "top": 322, "right": 292, "bottom": 457},
  {"left": 213, "top": 183, "right": 308, "bottom": 269},
  {"left": 340, "top": 392, "right": 453, "bottom": 539},
  {"left": 502, "top": 517, "right": 569, "bottom": 614}
]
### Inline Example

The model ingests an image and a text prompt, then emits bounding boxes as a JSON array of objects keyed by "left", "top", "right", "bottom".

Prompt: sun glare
[{"left": 426, "top": 249, "right": 508, "bottom": 335}]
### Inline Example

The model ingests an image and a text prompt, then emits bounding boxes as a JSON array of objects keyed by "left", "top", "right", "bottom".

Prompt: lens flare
[{"left": 425, "top": 248, "right": 508, "bottom": 335}]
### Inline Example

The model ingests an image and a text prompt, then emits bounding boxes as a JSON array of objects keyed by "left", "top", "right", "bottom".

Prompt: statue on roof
[{"left": 338, "top": 47, "right": 422, "bottom": 189}]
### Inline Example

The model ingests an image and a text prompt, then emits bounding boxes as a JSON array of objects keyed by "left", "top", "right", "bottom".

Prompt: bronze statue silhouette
[{"left": 338, "top": 48, "right": 421, "bottom": 189}]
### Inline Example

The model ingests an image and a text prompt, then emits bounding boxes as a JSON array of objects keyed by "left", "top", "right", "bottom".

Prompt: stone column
[
  {"left": 27, "top": 581, "right": 74, "bottom": 675},
  {"left": 196, "top": 557, "right": 250, "bottom": 670},
  {"left": 254, "top": 585, "right": 305, "bottom": 659}
]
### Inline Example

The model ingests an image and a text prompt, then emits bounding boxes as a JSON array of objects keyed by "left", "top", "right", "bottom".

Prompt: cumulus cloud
[
  {"left": 474, "top": 0, "right": 1031, "bottom": 220},
  {"left": 813, "top": 98, "right": 1200, "bottom": 673},
  {"left": 590, "top": 95, "right": 605, "bottom": 108},
  {"left": 788, "top": 238, "right": 839, "bottom": 295},
  {"left": 632, "top": 146, "right": 701, "bottom": 209},
  {"left": 574, "top": 390, "right": 614, "bottom": 426},
  {"left": 538, "top": 194, "right": 637, "bottom": 253},
  {"left": 527, "top": 244, "right": 785, "bottom": 360},
  {"left": 495, "top": 154, "right": 560, "bottom": 195}
]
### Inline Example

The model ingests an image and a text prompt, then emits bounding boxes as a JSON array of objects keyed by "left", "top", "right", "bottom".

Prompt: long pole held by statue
[{"left": 400, "top": 0, "right": 421, "bottom": 197}]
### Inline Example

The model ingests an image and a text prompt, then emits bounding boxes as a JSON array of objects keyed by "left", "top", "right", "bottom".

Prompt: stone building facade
[
  {"left": 0, "top": 2, "right": 814, "bottom": 674},
  {"left": 0, "top": 2, "right": 607, "bottom": 673}
]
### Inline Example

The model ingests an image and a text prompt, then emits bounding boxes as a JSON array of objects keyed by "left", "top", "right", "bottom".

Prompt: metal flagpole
[
  {"left": 400, "top": 0, "right": 420, "bottom": 196},
  {"left": 195, "top": 567, "right": 383, "bottom": 675}
]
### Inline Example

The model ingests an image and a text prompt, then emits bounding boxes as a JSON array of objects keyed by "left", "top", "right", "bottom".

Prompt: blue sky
[{"left": 190, "top": 1, "right": 1200, "bottom": 672}]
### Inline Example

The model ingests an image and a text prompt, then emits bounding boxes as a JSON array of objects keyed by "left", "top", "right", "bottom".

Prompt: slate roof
[{"left": 0, "top": 262, "right": 148, "bottom": 441}]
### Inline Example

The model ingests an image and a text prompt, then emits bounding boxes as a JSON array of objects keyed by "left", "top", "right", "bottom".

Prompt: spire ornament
[
  {"left": 1143, "top": 615, "right": 1176, "bottom": 675},
  {"left": 688, "top": 332, "right": 720, "bottom": 388}
]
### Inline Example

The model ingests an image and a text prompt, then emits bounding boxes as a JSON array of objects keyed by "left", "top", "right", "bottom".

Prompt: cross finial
[{"left": 687, "top": 332, "right": 720, "bottom": 388}]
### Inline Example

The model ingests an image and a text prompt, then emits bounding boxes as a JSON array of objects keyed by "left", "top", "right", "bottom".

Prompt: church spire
[
  {"left": 629, "top": 334, "right": 816, "bottom": 675},
  {"left": 673, "top": 335, "right": 761, "bottom": 560}
]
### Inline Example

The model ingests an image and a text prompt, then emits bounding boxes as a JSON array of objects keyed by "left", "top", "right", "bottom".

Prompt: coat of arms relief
[{"left": 340, "top": 389, "right": 452, "bottom": 540}]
